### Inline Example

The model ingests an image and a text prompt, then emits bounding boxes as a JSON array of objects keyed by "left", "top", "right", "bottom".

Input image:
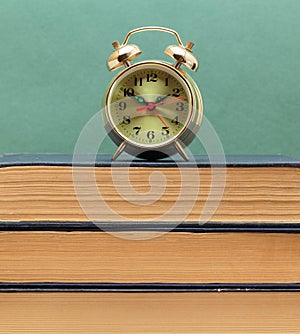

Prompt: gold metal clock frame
[{"left": 102, "top": 26, "right": 203, "bottom": 161}]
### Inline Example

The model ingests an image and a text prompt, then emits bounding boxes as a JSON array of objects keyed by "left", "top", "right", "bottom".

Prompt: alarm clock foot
[
  {"left": 112, "top": 141, "right": 127, "bottom": 161},
  {"left": 174, "top": 140, "right": 189, "bottom": 161}
]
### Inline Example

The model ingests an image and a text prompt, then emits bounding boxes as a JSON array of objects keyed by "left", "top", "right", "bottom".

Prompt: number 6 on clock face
[{"left": 103, "top": 27, "right": 203, "bottom": 160}]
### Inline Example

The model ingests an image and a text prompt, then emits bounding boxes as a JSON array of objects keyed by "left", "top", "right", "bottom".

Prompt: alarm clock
[{"left": 102, "top": 26, "right": 203, "bottom": 161}]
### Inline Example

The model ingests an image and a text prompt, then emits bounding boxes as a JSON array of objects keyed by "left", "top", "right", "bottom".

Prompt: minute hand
[{"left": 136, "top": 96, "right": 185, "bottom": 112}]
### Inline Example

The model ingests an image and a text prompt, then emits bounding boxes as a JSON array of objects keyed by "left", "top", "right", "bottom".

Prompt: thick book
[
  {"left": 0, "top": 153, "right": 299, "bottom": 224},
  {"left": 1, "top": 231, "right": 300, "bottom": 284},
  {"left": 1, "top": 291, "right": 300, "bottom": 333}
]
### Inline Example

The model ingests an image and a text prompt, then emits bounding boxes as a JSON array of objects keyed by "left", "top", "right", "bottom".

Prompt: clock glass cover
[{"left": 106, "top": 62, "right": 193, "bottom": 148}]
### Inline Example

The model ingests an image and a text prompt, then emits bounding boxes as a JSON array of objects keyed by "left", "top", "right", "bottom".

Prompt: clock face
[{"left": 106, "top": 63, "right": 192, "bottom": 148}]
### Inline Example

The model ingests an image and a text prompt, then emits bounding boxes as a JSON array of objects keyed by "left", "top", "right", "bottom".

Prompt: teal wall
[{"left": 0, "top": 0, "right": 299, "bottom": 157}]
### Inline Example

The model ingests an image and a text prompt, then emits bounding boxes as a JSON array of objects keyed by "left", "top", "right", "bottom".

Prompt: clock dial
[{"left": 107, "top": 64, "right": 192, "bottom": 147}]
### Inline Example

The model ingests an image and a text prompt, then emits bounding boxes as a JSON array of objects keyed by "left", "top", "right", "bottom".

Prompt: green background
[{"left": 0, "top": 0, "right": 299, "bottom": 157}]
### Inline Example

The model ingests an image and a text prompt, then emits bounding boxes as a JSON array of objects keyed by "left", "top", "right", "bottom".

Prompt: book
[
  {"left": 1, "top": 230, "right": 300, "bottom": 284},
  {"left": 1, "top": 291, "right": 300, "bottom": 333},
  {"left": 0, "top": 153, "right": 299, "bottom": 223}
]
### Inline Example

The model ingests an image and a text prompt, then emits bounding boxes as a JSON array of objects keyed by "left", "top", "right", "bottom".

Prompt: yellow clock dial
[{"left": 106, "top": 63, "right": 192, "bottom": 148}]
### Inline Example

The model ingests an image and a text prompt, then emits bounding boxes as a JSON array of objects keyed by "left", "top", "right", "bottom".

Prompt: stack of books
[{"left": 0, "top": 153, "right": 300, "bottom": 333}]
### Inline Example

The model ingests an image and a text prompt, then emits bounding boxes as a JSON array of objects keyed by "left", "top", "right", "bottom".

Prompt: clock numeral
[
  {"left": 176, "top": 102, "right": 185, "bottom": 111},
  {"left": 147, "top": 73, "right": 158, "bottom": 82},
  {"left": 123, "top": 115, "right": 131, "bottom": 124},
  {"left": 165, "top": 77, "right": 169, "bottom": 86},
  {"left": 147, "top": 130, "right": 155, "bottom": 140},
  {"left": 134, "top": 77, "right": 143, "bottom": 86},
  {"left": 118, "top": 102, "right": 127, "bottom": 110},
  {"left": 171, "top": 116, "right": 179, "bottom": 125},
  {"left": 133, "top": 126, "right": 141, "bottom": 135},
  {"left": 124, "top": 88, "right": 135, "bottom": 97},
  {"left": 172, "top": 88, "right": 180, "bottom": 97},
  {"left": 161, "top": 127, "right": 169, "bottom": 136}
]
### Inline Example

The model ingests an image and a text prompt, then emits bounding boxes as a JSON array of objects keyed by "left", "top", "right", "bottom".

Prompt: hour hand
[{"left": 133, "top": 95, "right": 148, "bottom": 105}]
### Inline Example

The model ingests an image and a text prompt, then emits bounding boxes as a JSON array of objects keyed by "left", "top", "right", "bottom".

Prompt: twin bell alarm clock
[{"left": 102, "top": 26, "right": 203, "bottom": 161}]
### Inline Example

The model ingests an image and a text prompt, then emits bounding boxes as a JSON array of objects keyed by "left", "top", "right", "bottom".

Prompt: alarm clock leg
[
  {"left": 112, "top": 141, "right": 127, "bottom": 161},
  {"left": 174, "top": 140, "right": 189, "bottom": 161}
]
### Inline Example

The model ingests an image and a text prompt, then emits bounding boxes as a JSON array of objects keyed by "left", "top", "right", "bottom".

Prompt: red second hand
[{"left": 152, "top": 108, "right": 169, "bottom": 128}]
